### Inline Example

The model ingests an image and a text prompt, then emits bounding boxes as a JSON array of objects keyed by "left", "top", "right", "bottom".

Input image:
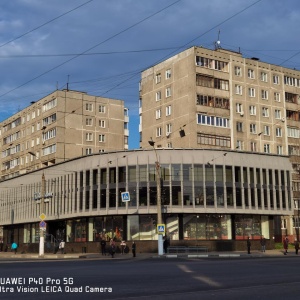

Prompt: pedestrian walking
[
  {"left": 0, "top": 238, "right": 3, "bottom": 252},
  {"left": 110, "top": 240, "right": 116, "bottom": 258},
  {"left": 11, "top": 242, "right": 18, "bottom": 254},
  {"left": 132, "top": 241, "right": 136, "bottom": 257},
  {"left": 283, "top": 236, "right": 289, "bottom": 255},
  {"left": 120, "top": 240, "right": 126, "bottom": 255},
  {"left": 163, "top": 236, "right": 169, "bottom": 254},
  {"left": 59, "top": 240, "right": 65, "bottom": 254},
  {"left": 100, "top": 239, "right": 107, "bottom": 256},
  {"left": 295, "top": 239, "right": 299, "bottom": 255},
  {"left": 260, "top": 236, "right": 266, "bottom": 252},
  {"left": 247, "top": 237, "right": 251, "bottom": 254}
]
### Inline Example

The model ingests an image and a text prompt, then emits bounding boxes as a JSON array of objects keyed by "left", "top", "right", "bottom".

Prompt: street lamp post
[
  {"left": 39, "top": 173, "right": 46, "bottom": 256},
  {"left": 148, "top": 140, "right": 164, "bottom": 255}
]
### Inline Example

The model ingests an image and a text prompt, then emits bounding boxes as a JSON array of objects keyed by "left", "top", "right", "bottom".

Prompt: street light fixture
[{"left": 148, "top": 138, "right": 164, "bottom": 255}]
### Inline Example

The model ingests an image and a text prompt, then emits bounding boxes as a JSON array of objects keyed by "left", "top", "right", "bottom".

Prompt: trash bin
[{"left": 82, "top": 247, "right": 86, "bottom": 253}]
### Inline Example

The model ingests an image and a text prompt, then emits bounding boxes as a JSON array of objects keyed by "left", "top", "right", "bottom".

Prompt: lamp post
[
  {"left": 29, "top": 151, "right": 46, "bottom": 256},
  {"left": 148, "top": 139, "right": 164, "bottom": 255}
]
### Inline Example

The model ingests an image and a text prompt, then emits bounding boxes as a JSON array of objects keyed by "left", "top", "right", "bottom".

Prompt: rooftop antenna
[
  {"left": 67, "top": 75, "right": 70, "bottom": 91},
  {"left": 215, "top": 30, "right": 221, "bottom": 50}
]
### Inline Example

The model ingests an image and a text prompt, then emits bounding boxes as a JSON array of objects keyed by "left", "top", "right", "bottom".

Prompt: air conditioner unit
[
  {"left": 240, "top": 111, "right": 244, "bottom": 116},
  {"left": 281, "top": 117, "right": 285, "bottom": 122}
]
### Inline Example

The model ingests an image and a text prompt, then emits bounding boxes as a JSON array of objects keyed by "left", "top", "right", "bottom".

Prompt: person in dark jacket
[
  {"left": 260, "top": 236, "right": 266, "bottom": 252},
  {"left": 100, "top": 239, "right": 106, "bottom": 256},
  {"left": 283, "top": 236, "right": 289, "bottom": 255},
  {"left": 132, "top": 241, "right": 136, "bottom": 257},
  {"left": 295, "top": 240, "right": 299, "bottom": 255},
  {"left": 247, "top": 237, "right": 251, "bottom": 254}
]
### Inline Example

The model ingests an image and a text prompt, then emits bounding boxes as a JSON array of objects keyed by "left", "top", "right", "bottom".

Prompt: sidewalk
[{"left": 0, "top": 249, "right": 297, "bottom": 260}]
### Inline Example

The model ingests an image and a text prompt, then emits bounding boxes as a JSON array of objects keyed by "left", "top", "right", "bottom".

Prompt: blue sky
[{"left": 0, "top": 0, "right": 300, "bottom": 149}]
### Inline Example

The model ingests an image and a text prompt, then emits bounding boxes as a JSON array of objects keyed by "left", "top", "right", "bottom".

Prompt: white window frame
[
  {"left": 262, "top": 107, "right": 269, "bottom": 117},
  {"left": 155, "top": 73, "right": 161, "bottom": 84},
  {"left": 248, "top": 87, "right": 255, "bottom": 97},
  {"left": 261, "top": 90, "right": 268, "bottom": 100},
  {"left": 236, "top": 103, "right": 243, "bottom": 113},
  {"left": 99, "top": 134, "right": 105, "bottom": 142},
  {"left": 273, "top": 75, "right": 280, "bottom": 85},
  {"left": 234, "top": 66, "right": 241, "bottom": 76},
  {"left": 156, "top": 109, "right": 161, "bottom": 119},
  {"left": 264, "top": 125, "right": 270, "bottom": 136},
  {"left": 274, "top": 92, "right": 281, "bottom": 102},
  {"left": 99, "top": 105, "right": 106, "bottom": 113},
  {"left": 248, "top": 69, "right": 255, "bottom": 79},
  {"left": 249, "top": 105, "right": 256, "bottom": 116},
  {"left": 86, "top": 132, "right": 93, "bottom": 141},
  {"left": 166, "top": 105, "right": 171, "bottom": 116},
  {"left": 264, "top": 144, "right": 270, "bottom": 153},
  {"left": 261, "top": 72, "right": 268, "bottom": 82},
  {"left": 156, "top": 127, "right": 162, "bottom": 137},
  {"left": 235, "top": 85, "right": 243, "bottom": 95},
  {"left": 276, "top": 127, "right": 282, "bottom": 137},
  {"left": 275, "top": 109, "right": 281, "bottom": 119},
  {"left": 166, "top": 69, "right": 171, "bottom": 79},
  {"left": 250, "top": 123, "right": 257, "bottom": 134},
  {"left": 166, "top": 87, "right": 171, "bottom": 98},
  {"left": 250, "top": 142, "right": 257, "bottom": 152},
  {"left": 156, "top": 91, "right": 161, "bottom": 101},
  {"left": 99, "top": 120, "right": 106, "bottom": 128},
  {"left": 86, "top": 118, "right": 93, "bottom": 126},
  {"left": 166, "top": 123, "right": 172, "bottom": 135}
]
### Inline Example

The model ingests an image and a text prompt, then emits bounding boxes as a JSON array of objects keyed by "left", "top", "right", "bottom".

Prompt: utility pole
[
  {"left": 148, "top": 139, "right": 164, "bottom": 255},
  {"left": 39, "top": 173, "right": 46, "bottom": 256}
]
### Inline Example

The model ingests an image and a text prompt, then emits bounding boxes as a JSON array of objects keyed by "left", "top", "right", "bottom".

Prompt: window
[
  {"left": 214, "top": 78, "right": 229, "bottom": 90},
  {"left": 248, "top": 69, "right": 255, "bottom": 79},
  {"left": 197, "top": 133, "right": 231, "bottom": 148},
  {"left": 86, "top": 148, "right": 92, "bottom": 155},
  {"left": 236, "top": 103, "right": 243, "bottom": 113},
  {"left": 236, "top": 122, "right": 243, "bottom": 132},
  {"left": 86, "top": 132, "right": 93, "bottom": 141},
  {"left": 264, "top": 125, "right": 270, "bottom": 136},
  {"left": 248, "top": 88, "right": 255, "bottom": 97},
  {"left": 236, "top": 140, "right": 243, "bottom": 150},
  {"left": 27, "top": 114, "right": 30, "bottom": 122},
  {"left": 250, "top": 142, "right": 257, "bottom": 152},
  {"left": 250, "top": 123, "right": 257, "bottom": 134},
  {"left": 167, "top": 142, "right": 173, "bottom": 148},
  {"left": 273, "top": 75, "right": 280, "bottom": 85},
  {"left": 166, "top": 87, "right": 171, "bottom": 97},
  {"left": 42, "top": 128, "right": 56, "bottom": 141},
  {"left": 31, "top": 125, "right": 34, "bottom": 133},
  {"left": 277, "top": 146, "right": 282, "bottom": 155},
  {"left": 86, "top": 118, "right": 93, "bottom": 126},
  {"left": 166, "top": 105, "right": 171, "bottom": 116},
  {"left": 264, "top": 144, "right": 270, "bottom": 153},
  {"left": 42, "top": 144, "right": 56, "bottom": 156},
  {"left": 43, "top": 113, "right": 56, "bottom": 126},
  {"left": 156, "top": 127, "right": 162, "bottom": 137},
  {"left": 99, "top": 120, "right": 105, "bottom": 128},
  {"left": 284, "top": 75, "right": 300, "bottom": 87},
  {"left": 234, "top": 66, "right": 242, "bottom": 76},
  {"left": 155, "top": 73, "right": 161, "bottom": 84},
  {"left": 42, "top": 98, "right": 57, "bottom": 112},
  {"left": 274, "top": 92, "right": 280, "bottom": 102},
  {"left": 156, "top": 91, "right": 161, "bottom": 101},
  {"left": 261, "top": 72, "right": 268, "bottom": 82},
  {"left": 166, "top": 69, "right": 171, "bottom": 79},
  {"left": 99, "top": 105, "right": 105, "bottom": 113},
  {"left": 32, "top": 111, "right": 36, "bottom": 119},
  {"left": 276, "top": 127, "right": 282, "bottom": 137},
  {"left": 37, "top": 123, "right": 40, "bottom": 131},
  {"left": 197, "top": 114, "right": 230, "bottom": 128},
  {"left": 249, "top": 105, "right": 256, "bottom": 115},
  {"left": 262, "top": 107, "right": 269, "bottom": 117},
  {"left": 86, "top": 103, "right": 93, "bottom": 111},
  {"left": 156, "top": 109, "right": 161, "bottom": 119},
  {"left": 275, "top": 109, "right": 281, "bottom": 119},
  {"left": 99, "top": 134, "right": 105, "bottom": 142},
  {"left": 235, "top": 85, "right": 243, "bottom": 95},
  {"left": 261, "top": 90, "right": 268, "bottom": 100},
  {"left": 287, "top": 127, "right": 300, "bottom": 138},
  {"left": 166, "top": 123, "right": 172, "bottom": 135}
]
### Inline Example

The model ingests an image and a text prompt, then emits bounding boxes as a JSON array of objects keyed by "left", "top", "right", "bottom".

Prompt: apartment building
[
  {"left": 0, "top": 89, "right": 129, "bottom": 180},
  {"left": 139, "top": 46, "right": 300, "bottom": 240}
]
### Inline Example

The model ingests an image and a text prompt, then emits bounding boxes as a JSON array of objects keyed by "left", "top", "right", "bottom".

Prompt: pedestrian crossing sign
[
  {"left": 157, "top": 224, "right": 165, "bottom": 235},
  {"left": 121, "top": 192, "right": 130, "bottom": 202}
]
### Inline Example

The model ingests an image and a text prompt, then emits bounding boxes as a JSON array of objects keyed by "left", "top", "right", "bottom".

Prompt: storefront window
[
  {"left": 139, "top": 215, "right": 157, "bottom": 240},
  {"left": 235, "top": 215, "right": 261, "bottom": 240}
]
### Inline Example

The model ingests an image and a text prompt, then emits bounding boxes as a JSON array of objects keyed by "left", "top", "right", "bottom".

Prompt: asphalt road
[{"left": 0, "top": 257, "right": 299, "bottom": 300}]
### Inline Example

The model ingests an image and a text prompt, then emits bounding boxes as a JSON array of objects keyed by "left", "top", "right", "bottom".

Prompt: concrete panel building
[
  {"left": 0, "top": 90, "right": 129, "bottom": 180},
  {"left": 139, "top": 46, "right": 300, "bottom": 241}
]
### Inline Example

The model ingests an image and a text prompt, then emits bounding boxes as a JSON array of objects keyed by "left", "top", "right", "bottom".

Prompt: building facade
[
  {"left": 0, "top": 90, "right": 129, "bottom": 180},
  {"left": 0, "top": 149, "right": 293, "bottom": 253},
  {"left": 139, "top": 46, "right": 300, "bottom": 240}
]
